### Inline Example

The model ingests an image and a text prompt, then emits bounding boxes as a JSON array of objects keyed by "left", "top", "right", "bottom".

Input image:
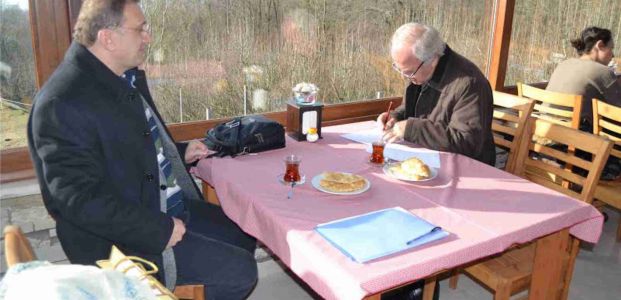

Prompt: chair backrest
[
  {"left": 491, "top": 91, "right": 535, "bottom": 173},
  {"left": 517, "top": 83, "right": 583, "bottom": 129},
  {"left": 4, "top": 225, "right": 36, "bottom": 267},
  {"left": 592, "top": 99, "right": 621, "bottom": 160},
  {"left": 514, "top": 118, "right": 613, "bottom": 202}
]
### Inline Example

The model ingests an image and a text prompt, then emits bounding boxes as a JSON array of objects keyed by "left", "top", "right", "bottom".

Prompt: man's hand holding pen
[
  {"left": 382, "top": 120, "right": 406, "bottom": 143},
  {"left": 376, "top": 101, "right": 405, "bottom": 143}
]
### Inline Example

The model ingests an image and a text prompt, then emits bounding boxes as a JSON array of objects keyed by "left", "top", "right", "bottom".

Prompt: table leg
[
  {"left": 201, "top": 181, "right": 220, "bottom": 206},
  {"left": 528, "top": 228, "right": 569, "bottom": 300},
  {"left": 423, "top": 275, "right": 437, "bottom": 300}
]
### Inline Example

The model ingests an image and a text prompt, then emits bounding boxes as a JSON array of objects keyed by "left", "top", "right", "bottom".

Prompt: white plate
[
  {"left": 311, "top": 173, "right": 371, "bottom": 195},
  {"left": 382, "top": 162, "right": 439, "bottom": 182}
]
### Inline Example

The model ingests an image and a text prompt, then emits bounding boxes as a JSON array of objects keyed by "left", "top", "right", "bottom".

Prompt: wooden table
[{"left": 192, "top": 121, "right": 603, "bottom": 300}]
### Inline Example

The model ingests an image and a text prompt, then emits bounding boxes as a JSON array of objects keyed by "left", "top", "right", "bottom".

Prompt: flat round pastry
[
  {"left": 319, "top": 172, "right": 366, "bottom": 192},
  {"left": 400, "top": 157, "right": 431, "bottom": 179},
  {"left": 321, "top": 171, "right": 365, "bottom": 183},
  {"left": 319, "top": 178, "right": 366, "bottom": 192}
]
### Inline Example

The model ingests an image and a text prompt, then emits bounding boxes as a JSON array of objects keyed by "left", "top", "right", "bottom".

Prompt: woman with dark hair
[
  {"left": 546, "top": 26, "right": 620, "bottom": 128},
  {"left": 547, "top": 27, "right": 621, "bottom": 180}
]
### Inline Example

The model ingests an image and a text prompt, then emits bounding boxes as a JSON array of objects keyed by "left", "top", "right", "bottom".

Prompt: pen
[
  {"left": 383, "top": 101, "right": 393, "bottom": 131},
  {"left": 406, "top": 227, "right": 442, "bottom": 245}
]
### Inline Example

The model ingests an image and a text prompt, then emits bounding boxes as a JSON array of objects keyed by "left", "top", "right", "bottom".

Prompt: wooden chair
[
  {"left": 3, "top": 225, "right": 204, "bottom": 300},
  {"left": 3, "top": 225, "right": 36, "bottom": 267},
  {"left": 449, "top": 118, "right": 613, "bottom": 300},
  {"left": 491, "top": 91, "right": 535, "bottom": 173},
  {"left": 517, "top": 82, "right": 583, "bottom": 129},
  {"left": 592, "top": 99, "right": 621, "bottom": 242}
]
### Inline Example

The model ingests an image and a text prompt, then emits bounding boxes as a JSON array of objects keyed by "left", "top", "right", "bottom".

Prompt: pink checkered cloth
[{"left": 192, "top": 121, "right": 603, "bottom": 300}]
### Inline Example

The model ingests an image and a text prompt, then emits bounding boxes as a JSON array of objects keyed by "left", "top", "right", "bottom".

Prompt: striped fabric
[
  {"left": 122, "top": 71, "right": 184, "bottom": 218},
  {"left": 145, "top": 107, "right": 185, "bottom": 217}
]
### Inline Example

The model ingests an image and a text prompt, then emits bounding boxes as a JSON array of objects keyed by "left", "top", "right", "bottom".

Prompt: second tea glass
[{"left": 370, "top": 141, "right": 385, "bottom": 164}]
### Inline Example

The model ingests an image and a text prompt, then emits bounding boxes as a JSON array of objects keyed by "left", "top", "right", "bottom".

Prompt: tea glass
[
  {"left": 370, "top": 141, "right": 385, "bottom": 164},
  {"left": 283, "top": 154, "right": 301, "bottom": 183}
]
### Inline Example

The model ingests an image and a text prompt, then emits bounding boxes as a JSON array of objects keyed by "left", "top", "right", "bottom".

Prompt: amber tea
[
  {"left": 370, "top": 141, "right": 385, "bottom": 164},
  {"left": 283, "top": 155, "right": 301, "bottom": 182}
]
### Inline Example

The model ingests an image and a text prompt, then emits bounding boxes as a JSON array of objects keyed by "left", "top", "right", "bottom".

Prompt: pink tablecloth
[{"left": 192, "top": 121, "right": 603, "bottom": 300}]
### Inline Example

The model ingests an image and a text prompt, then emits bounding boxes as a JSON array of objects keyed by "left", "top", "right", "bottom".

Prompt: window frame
[{"left": 0, "top": 0, "right": 517, "bottom": 183}]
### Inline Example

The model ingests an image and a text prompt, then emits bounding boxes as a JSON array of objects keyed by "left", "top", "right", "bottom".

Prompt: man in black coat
[{"left": 27, "top": 1, "right": 257, "bottom": 299}]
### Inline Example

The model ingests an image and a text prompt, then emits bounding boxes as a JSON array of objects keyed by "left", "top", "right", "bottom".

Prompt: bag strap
[
  {"left": 230, "top": 119, "right": 242, "bottom": 157},
  {"left": 205, "top": 118, "right": 242, "bottom": 158}
]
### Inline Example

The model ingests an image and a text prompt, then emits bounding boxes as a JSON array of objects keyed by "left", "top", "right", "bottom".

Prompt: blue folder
[{"left": 315, "top": 207, "right": 449, "bottom": 263}]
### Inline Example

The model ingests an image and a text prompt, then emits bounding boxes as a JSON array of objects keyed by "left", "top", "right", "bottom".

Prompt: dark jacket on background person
[
  {"left": 27, "top": 42, "right": 202, "bottom": 269},
  {"left": 391, "top": 46, "right": 496, "bottom": 166}
]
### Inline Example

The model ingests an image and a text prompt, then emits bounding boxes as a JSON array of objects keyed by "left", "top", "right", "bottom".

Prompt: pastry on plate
[
  {"left": 389, "top": 157, "right": 431, "bottom": 180},
  {"left": 401, "top": 157, "right": 431, "bottom": 178},
  {"left": 319, "top": 172, "right": 366, "bottom": 192},
  {"left": 322, "top": 172, "right": 365, "bottom": 183}
]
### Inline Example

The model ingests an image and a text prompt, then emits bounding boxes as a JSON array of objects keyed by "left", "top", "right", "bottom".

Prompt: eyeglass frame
[
  {"left": 114, "top": 23, "right": 151, "bottom": 35},
  {"left": 392, "top": 60, "right": 426, "bottom": 80}
]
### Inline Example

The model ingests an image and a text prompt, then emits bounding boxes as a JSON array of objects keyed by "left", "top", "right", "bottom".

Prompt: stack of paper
[
  {"left": 341, "top": 128, "right": 383, "bottom": 144},
  {"left": 341, "top": 129, "right": 441, "bottom": 168},
  {"left": 315, "top": 207, "right": 449, "bottom": 263}
]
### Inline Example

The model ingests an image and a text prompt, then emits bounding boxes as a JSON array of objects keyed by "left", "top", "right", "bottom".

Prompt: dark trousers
[
  {"left": 174, "top": 201, "right": 258, "bottom": 300},
  {"left": 381, "top": 280, "right": 440, "bottom": 300}
]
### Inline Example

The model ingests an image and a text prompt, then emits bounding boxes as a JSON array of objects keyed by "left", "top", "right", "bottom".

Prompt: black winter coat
[{"left": 27, "top": 42, "right": 198, "bottom": 267}]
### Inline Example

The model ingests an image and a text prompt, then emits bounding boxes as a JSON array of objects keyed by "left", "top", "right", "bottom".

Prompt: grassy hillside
[{"left": 1, "top": 106, "right": 29, "bottom": 150}]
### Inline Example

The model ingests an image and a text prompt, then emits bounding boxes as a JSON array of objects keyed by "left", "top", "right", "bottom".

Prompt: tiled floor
[{"left": 248, "top": 207, "right": 621, "bottom": 300}]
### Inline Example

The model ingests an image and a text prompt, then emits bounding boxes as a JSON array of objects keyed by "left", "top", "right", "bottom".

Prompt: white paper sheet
[
  {"left": 341, "top": 128, "right": 441, "bottom": 168},
  {"left": 341, "top": 128, "right": 383, "bottom": 144}
]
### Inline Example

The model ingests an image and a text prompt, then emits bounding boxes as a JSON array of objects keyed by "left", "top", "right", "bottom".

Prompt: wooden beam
[
  {"left": 0, "top": 147, "right": 34, "bottom": 183},
  {"left": 29, "top": 0, "right": 73, "bottom": 88},
  {"left": 488, "top": 0, "right": 515, "bottom": 91},
  {"left": 322, "top": 97, "right": 401, "bottom": 122},
  {"left": 168, "top": 111, "right": 287, "bottom": 142},
  {"left": 168, "top": 98, "right": 401, "bottom": 142},
  {"left": 67, "top": 0, "right": 83, "bottom": 31},
  {"left": 2, "top": 98, "right": 401, "bottom": 182}
]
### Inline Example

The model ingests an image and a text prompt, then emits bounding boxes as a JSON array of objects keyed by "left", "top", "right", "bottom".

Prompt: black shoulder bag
[{"left": 204, "top": 115, "right": 286, "bottom": 158}]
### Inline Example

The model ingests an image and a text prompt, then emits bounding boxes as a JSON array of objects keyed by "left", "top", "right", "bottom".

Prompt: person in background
[
  {"left": 378, "top": 22, "right": 495, "bottom": 167},
  {"left": 546, "top": 26, "right": 621, "bottom": 130},
  {"left": 27, "top": 1, "right": 257, "bottom": 299},
  {"left": 546, "top": 26, "right": 621, "bottom": 180}
]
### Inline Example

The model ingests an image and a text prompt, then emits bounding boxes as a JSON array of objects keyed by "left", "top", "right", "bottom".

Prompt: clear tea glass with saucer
[{"left": 279, "top": 154, "right": 306, "bottom": 185}]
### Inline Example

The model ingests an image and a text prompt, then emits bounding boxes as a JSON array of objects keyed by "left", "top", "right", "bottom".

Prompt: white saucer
[{"left": 277, "top": 174, "right": 306, "bottom": 185}]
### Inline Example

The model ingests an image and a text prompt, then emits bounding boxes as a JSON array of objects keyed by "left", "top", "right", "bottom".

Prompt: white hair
[{"left": 391, "top": 23, "right": 446, "bottom": 62}]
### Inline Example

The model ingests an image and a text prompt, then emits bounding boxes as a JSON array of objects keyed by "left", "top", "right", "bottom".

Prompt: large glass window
[
  {"left": 507, "top": 0, "right": 621, "bottom": 85},
  {"left": 0, "top": 0, "right": 35, "bottom": 150},
  {"left": 141, "top": 0, "right": 494, "bottom": 123}
]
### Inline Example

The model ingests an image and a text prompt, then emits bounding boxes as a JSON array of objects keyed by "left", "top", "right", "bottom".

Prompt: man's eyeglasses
[
  {"left": 392, "top": 60, "right": 425, "bottom": 80},
  {"left": 117, "top": 23, "right": 151, "bottom": 35}
]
